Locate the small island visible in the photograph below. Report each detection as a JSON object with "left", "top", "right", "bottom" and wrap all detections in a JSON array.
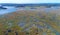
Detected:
[{"left": 0, "top": 5, "right": 7, "bottom": 9}]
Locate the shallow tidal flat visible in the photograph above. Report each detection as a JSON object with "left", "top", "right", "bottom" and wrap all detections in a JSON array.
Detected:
[{"left": 0, "top": 8, "right": 60, "bottom": 35}]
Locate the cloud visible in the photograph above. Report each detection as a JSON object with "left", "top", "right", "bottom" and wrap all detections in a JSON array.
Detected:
[{"left": 0, "top": 0, "right": 60, "bottom": 4}]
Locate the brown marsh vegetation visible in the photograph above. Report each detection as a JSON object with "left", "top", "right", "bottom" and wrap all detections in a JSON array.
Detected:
[{"left": 0, "top": 8, "right": 60, "bottom": 35}]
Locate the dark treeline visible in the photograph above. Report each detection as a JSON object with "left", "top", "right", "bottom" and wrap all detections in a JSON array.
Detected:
[{"left": 0, "top": 3, "right": 60, "bottom": 7}]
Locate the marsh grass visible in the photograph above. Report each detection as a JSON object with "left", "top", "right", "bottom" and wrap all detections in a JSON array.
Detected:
[{"left": 0, "top": 9, "right": 60, "bottom": 35}]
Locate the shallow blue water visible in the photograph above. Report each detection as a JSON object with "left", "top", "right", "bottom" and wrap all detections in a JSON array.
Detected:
[
  {"left": 0, "top": 6, "right": 60, "bottom": 15},
  {"left": 0, "top": 6, "right": 18, "bottom": 15},
  {"left": 45, "top": 7, "right": 60, "bottom": 12}
]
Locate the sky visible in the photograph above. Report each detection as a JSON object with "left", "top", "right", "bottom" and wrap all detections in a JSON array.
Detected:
[{"left": 0, "top": 0, "right": 60, "bottom": 4}]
